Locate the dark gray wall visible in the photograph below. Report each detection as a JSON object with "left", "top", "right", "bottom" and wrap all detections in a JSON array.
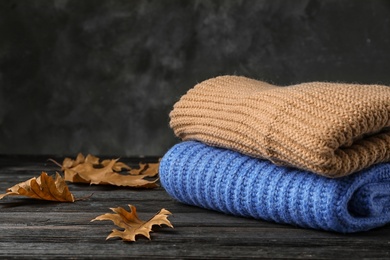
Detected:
[{"left": 1, "top": 0, "right": 390, "bottom": 156}]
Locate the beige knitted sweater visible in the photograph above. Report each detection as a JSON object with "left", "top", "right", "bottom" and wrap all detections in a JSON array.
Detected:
[{"left": 170, "top": 75, "right": 390, "bottom": 177}]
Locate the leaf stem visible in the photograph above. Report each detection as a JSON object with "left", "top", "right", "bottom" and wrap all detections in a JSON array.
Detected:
[
  {"left": 48, "top": 158, "right": 62, "bottom": 168},
  {"left": 75, "top": 193, "right": 94, "bottom": 201}
]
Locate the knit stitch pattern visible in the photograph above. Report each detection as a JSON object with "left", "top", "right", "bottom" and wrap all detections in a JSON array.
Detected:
[
  {"left": 170, "top": 75, "right": 390, "bottom": 177},
  {"left": 159, "top": 141, "right": 390, "bottom": 233}
]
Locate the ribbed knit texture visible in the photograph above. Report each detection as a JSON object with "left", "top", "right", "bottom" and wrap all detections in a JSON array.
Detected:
[
  {"left": 160, "top": 141, "right": 390, "bottom": 233},
  {"left": 170, "top": 75, "right": 390, "bottom": 177}
]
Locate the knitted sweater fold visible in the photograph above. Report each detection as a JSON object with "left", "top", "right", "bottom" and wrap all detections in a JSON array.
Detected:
[
  {"left": 159, "top": 141, "right": 390, "bottom": 233},
  {"left": 169, "top": 75, "right": 390, "bottom": 177}
]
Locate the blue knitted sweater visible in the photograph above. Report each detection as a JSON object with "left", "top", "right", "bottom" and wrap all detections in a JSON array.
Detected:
[{"left": 159, "top": 141, "right": 390, "bottom": 233}]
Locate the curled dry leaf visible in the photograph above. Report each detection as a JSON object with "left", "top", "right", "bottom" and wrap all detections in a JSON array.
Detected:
[
  {"left": 60, "top": 153, "right": 158, "bottom": 188},
  {"left": 91, "top": 204, "right": 173, "bottom": 242},
  {"left": 102, "top": 159, "right": 131, "bottom": 172},
  {"left": 0, "top": 172, "right": 75, "bottom": 202},
  {"left": 129, "top": 162, "right": 160, "bottom": 177}
]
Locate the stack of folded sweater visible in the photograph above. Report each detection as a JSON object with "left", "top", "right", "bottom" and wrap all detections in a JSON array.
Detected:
[{"left": 159, "top": 75, "right": 390, "bottom": 233}]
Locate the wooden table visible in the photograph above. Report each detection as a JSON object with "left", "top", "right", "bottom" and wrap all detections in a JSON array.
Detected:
[{"left": 1, "top": 155, "right": 390, "bottom": 259}]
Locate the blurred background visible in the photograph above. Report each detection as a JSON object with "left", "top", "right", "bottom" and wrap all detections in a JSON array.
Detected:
[{"left": 0, "top": 0, "right": 389, "bottom": 157}]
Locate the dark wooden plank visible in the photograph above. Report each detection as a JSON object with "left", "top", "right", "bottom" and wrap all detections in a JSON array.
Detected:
[{"left": 1, "top": 155, "right": 390, "bottom": 259}]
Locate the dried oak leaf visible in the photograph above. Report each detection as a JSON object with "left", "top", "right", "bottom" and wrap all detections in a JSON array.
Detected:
[
  {"left": 60, "top": 153, "right": 158, "bottom": 188},
  {"left": 0, "top": 172, "right": 74, "bottom": 202},
  {"left": 91, "top": 204, "right": 173, "bottom": 242},
  {"left": 129, "top": 162, "right": 159, "bottom": 177},
  {"left": 62, "top": 153, "right": 129, "bottom": 171}
]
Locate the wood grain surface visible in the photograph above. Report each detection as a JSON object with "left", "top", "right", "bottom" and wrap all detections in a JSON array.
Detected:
[{"left": 0, "top": 155, "right": 389, "bottom": 259}]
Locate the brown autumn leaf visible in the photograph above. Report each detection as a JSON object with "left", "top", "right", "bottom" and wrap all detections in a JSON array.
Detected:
[
  {"left": 102, "top": 159, "right": 131, "bottom": 172},
  {"left": 129, "top": 162, "right": 159, "bottom": 177},
  {"left": 0, "top": 172, "right": 75, "bottom": 202},
  {"left": 91, "top": 204, "right": 173, "bottom": 242},
  {"left": 62, "top": 153, "right": 129, "bottom": 171},
  {"left": 58, "top": 153, "right": 158, "bottom": 188}
]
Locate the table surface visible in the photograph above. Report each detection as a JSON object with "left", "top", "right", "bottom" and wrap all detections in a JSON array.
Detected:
[{"left": 0, "top": 155, "right": 390, "bottom": 259}]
